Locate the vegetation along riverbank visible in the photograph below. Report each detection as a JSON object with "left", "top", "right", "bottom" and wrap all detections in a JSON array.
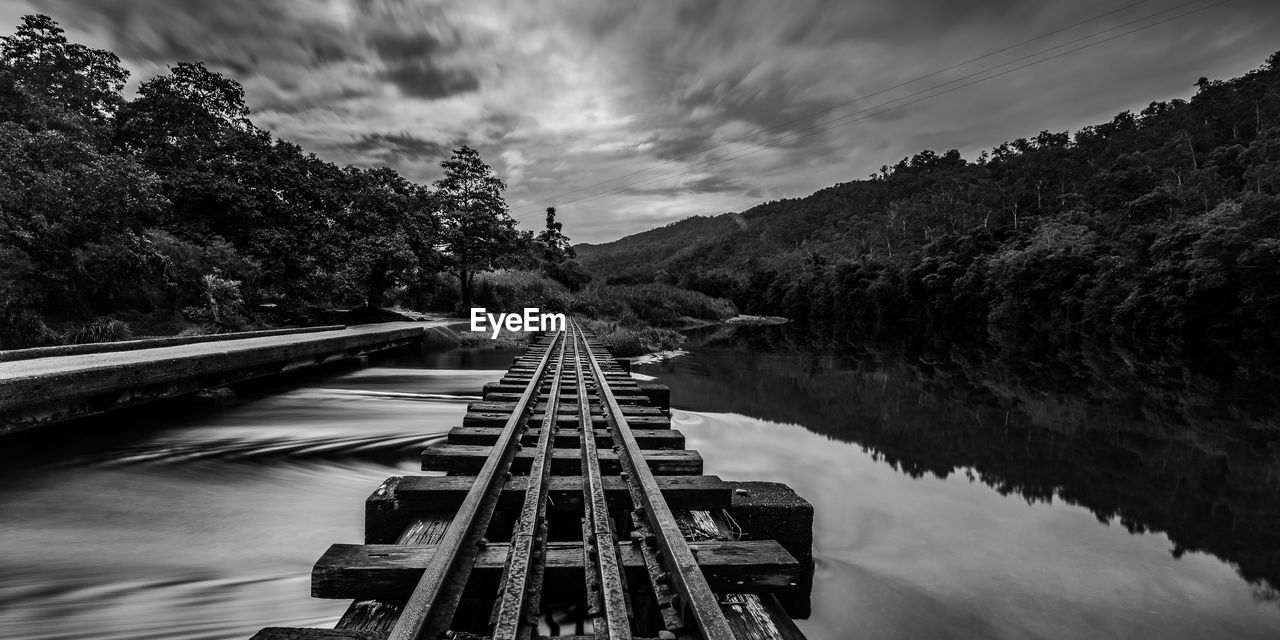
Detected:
[{"left": 0, "top": 15, "right": 734, "bottom": 357}]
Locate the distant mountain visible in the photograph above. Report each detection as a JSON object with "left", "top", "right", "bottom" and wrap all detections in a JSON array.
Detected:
[
  {"left": 576, "top": 179, "right": 888, "bottom": 281},
  {"left": 575, "top": 213, "right": 741, "bottom": 277}
]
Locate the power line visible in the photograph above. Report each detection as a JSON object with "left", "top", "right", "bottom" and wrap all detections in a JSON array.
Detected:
[{"left": 550, "top": 0, "right": 1231, "bottom": 212}]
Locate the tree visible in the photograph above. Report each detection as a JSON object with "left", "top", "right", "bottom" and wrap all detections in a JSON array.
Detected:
[
  {"left": 117, "top": 61, "right": 250, "bottom": 146},
  {"left": 535, "top": 206, "right": 591, "bottom": 290},
  {"left": 0, "top": 14, "right": 128, "bottom": 131},
  {"left": 0, "top": 122, "right": 167, "bottom": 319},
  {"left": 335, "top": 166, "right": 433, "bottom": 308},
  {"left": 536, "top": 207, "right": 575, "bottom": 263},
  {"left": 434, "top": 145, "right": 518, "bottom": 310}
]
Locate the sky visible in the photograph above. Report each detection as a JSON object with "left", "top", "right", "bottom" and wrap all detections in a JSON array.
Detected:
[{"left": 4, "top": 0, "right": 1280, "bottom": 243}]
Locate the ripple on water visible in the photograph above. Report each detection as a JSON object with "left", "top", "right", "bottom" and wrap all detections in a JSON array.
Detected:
[{"left": 1, "top": 363, "right": 508, "bottom": 640}]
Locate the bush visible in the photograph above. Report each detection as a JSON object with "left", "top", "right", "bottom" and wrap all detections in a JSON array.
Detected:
[
  {"left": 471, "top": 270, "right": 574, "bottom": 314},
  {"left": 570, "top": 282, "right": 737, "bottom": 326},
  {"left": 0, "top": 304, "right": 58, "bottom": 349},
  {"left": 577, "top": 317, "right": 684, "bottom": 357},
  {"left": 62, "top": 317, "right": 133, "bottom": 344},
  {"left": 183, "top": 274, "right": 251, "bottom": 332}
]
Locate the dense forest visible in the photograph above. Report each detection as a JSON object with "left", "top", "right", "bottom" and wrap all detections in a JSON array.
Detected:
[
  {"left": 579, "top": 52, "right": 1280, "bottom": 349},
  {"left": 0, "top": 15, "right": 590, "bottom": 349}
]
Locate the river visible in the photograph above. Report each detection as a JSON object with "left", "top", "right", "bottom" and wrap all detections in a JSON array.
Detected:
[{"left": 2, "top": 328, "right": 1278, "bottom": 639}]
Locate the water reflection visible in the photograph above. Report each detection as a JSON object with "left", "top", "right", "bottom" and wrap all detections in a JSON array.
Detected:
[{"left": 638, "top": 325, "right": 1280, "bottom": 640}]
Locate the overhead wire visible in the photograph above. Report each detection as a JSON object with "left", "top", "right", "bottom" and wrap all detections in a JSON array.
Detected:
[
  {"left": 522, "top": 0, "right": 1158, "bottom": 211},
  {"left": 532, "top": 0, "right": 1233, "bottom": 213}
]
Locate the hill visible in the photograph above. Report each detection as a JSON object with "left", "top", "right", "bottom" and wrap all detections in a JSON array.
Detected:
[
  {"left": 575, "top": 51, "right": 1280, "bottom": 347},
  {"left": 575, "top": 213, "right": 743, "bottom": 277}
]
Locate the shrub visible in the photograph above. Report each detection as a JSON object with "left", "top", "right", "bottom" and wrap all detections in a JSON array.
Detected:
[
  {"left": 62, "top": 317, "right": 133, "bottom": 344},
  {"left": 577, "top": 317, "right": 684, "bottom": 357},
  {"left": 183, "top": 274, "right": 251, "bottom": 332},
  {"left": 471, "top": 270, "right": 574, "bottom": 314},
  {"left": 0, "top": 304, "right": 58, "bottom": 349},
  {"left": 570, "top": 282, "right": 737, "bottom": 326}
]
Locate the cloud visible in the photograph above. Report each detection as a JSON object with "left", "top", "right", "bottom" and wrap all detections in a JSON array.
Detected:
[{"left": 15, "top": 0, "right": 1280, "bottom": 242}]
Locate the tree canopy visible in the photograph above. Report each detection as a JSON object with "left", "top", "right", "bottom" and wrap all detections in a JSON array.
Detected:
[
  {"left": 0, "top": 14, "right": 536, "bottom": 348},
  {"left": 434, "top": 145, "right": 520, "bottom": 309}
]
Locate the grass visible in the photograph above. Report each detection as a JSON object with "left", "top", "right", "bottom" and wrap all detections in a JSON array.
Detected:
[
  {"left": 570, "top": 282, "right": 737, "bottom": 327},
  {"left": 576, "top": 317, "right": 685, "bottom": 357},
  {"left": 456, "top": 326, "right": 534, "bottom": 349},
  {"left": 463, "top": 271, "right": 738, "bottom": 356}
]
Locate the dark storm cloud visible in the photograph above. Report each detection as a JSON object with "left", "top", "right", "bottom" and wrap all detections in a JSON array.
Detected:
[
  {"left": 617, "top": 174, "right": 760, "bottom": 198},
  {"left": 361, "top": 4, "right": 481, "bottom": 99},
  {"left": 34, "top": 0, "right": 353, "bottom": 70},
  {"left": 383, "top": 64, "right": 478, "bottom": 99},
  {"left": 34, "top": 0, "right": 483, "bottom": 102},
  {"left": 353, "top": 132, "right": 448, "bottom": 158}
]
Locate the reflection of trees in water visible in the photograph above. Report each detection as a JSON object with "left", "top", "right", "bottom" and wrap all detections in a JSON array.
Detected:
[{"left": 652, "top": 325, "right": 1280, "bottom": 600}]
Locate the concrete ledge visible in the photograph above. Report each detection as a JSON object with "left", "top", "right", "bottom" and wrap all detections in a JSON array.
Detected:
[
  {"left": 0, "top": 325, "right": 347, "bottom": 363},
  {"left": 0, "top": 322, "right": 438, "bottom": 436}
]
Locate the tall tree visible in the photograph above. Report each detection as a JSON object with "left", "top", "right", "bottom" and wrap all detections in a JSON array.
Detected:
[
  {"left": 434, "top": 145, "right": 517, "bottom": 309},
  {"left": 0, "top": 14, "right": 128, "bottom": 135},
  {"left": 335, "top": 166, "right": 436, "bottom": 308},
  {"left": 536, "top": 206, "right": 591, "bottom": 291},
  {"left": 536, "top": 206, "right": 575, "bottom": 263}
]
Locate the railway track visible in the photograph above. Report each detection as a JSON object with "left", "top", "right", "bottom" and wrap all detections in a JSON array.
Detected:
[{"left": 254, "top": 322, "right": 812, "bottom": 640}]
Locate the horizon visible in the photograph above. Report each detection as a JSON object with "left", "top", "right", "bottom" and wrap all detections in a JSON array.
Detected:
[{"left": 7, "top": 0, "right": 1280, "bottom": 243}]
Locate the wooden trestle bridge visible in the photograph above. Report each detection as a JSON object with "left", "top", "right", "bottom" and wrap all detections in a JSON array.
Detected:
[{"left": 253, "top": 322, "right": 813, "bottom": 640}]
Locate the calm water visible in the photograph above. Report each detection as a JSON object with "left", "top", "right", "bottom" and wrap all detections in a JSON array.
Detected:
[{"left": 2, "top": 331, "right": 1279, "bottom": 639}]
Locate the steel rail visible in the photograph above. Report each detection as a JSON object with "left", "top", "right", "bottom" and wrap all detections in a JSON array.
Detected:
[
  {"left": 490, "top": 333, "right": 568, "bottom": 639},
  {"left": 572, "top": 325, "right": 632, "bottom": 639},
  {"left": 388, "top": 333, "right": 562, "bottom": 640},
  {"left": 574, "top": 320, "right": 737, "bottom": 639}
]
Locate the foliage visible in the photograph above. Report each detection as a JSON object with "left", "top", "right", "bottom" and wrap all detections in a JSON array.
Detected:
[
  {"left": 576, "top": 317, "right": 684, "bottom": 357},
  {"left": 580, "top": 51, "right": 1280, "bottom": 348},
  {"left": 435, "top": 145, "right": 520, "bottom": 309},
  {"left": 0, "top": 14, "right": 127, "bottom": 133},
  {"left": 62, "top": 316, "right": 132, "bottom": 344},
  {"left": 535, "top": 206, "right": 592, "bottom": 291},
  {"left": 0, "top": 15, "right": 542, "bottom": 348},
  {"left": 182, "top": 274, "right": 251, "bottom": 333},
  {"left": 570, "top": 283, "right": 737, "bottom": 327},
  {"left": 471, "top": 270, "right": 574, "bottom": 314}
]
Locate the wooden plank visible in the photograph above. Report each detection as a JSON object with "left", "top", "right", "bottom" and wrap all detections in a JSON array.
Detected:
[
  {"left": 490, "top": 334, "right": 567, "bottom": 640},
  {"left": 569, "top": 330, "right": 630, "bottom": 639},
  {"left": 251, "top": 629, "right": 379, "bottom": 640},
  {"left": 313, "top": 540, "right": 801, "bottom": 600},
  {"left": 468, "top": 400, "right": 664, "bottom": 416},
  {"left": 485, "top": 382, "right": 643, "bottom": 395},
  {"left": 721, "top": 593, "right": 809, "bottom": 640},
  {"left": 338, "top": 513, "right": 454, "bottom": 633},
  {"left": 385, "top": 335, "right": 560, "bottom": 640},
  {"left": 464, "top": 411, "right": 670, "bottom": 429},
  {"left": 447, "top": 426, "right": 683, "bottom": 449},
  {"left": 364, "top": 475, "right": 732, "bottom": 543},
  {"left": 577, "top": 320, "right": 735, "bottom": 638},
  {"left": 420, "top": 444, "right": 702, "bottom": 475}
]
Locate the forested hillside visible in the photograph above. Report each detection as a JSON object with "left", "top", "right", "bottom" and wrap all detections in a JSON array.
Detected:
[{"left": 579, "top": 52, "right": 1280, "bottom": 346}]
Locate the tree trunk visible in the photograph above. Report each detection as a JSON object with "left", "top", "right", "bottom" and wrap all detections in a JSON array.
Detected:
[{"left": 459, "top": 268, "right": 472, "bottom": 310}]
